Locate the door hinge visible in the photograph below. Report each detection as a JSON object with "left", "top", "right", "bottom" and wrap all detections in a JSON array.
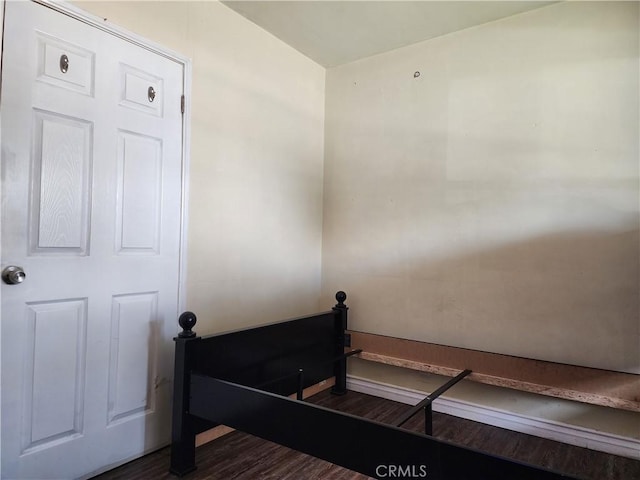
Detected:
[{"left": 180, "top": 95, "right": 185, "bottom": 114}]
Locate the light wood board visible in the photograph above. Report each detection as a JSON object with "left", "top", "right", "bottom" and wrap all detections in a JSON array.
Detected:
[{"left": 350, "top": 331, "right": 640, "bottom": 412}]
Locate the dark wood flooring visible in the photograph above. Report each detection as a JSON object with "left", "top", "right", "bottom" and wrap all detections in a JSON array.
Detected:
[{"left": 94, "top": 390, "right": 640, "bottom": 480}]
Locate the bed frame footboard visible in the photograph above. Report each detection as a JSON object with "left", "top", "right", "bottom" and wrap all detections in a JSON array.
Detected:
[{"left": 170, "top": 292, "right": 350, "bottom": 476}]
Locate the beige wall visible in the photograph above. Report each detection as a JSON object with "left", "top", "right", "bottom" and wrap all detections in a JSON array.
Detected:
[
  {"left": 73, "top": 1, "right": 326, "bottom": 334},
  {"left": 322, "top": 1, "right": 640, "bottom": 374}
]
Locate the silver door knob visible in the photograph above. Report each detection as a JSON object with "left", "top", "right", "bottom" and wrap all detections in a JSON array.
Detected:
[{"left": 2, "top": 266, "right": 26, "bottom": 285}]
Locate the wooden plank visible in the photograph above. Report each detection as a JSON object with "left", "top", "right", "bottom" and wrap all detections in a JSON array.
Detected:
[
  {"left": 195, "top": 425, "right": 234, "bottom": 448},
  {"left": 350, "top": 331, "right": 640, "bottom": 412}
]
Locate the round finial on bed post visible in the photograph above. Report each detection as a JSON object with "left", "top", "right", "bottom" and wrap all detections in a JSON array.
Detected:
[
  {"left": 178, "top": 311, "right": 197, "bottom": 338},
  {"left": 335, "top": 291, "right": 347, "bottom": 308}
]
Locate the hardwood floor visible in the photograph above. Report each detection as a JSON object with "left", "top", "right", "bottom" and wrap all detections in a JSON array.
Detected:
[{"left": 94, "top": 390, "right": 640, "bottom": 480}]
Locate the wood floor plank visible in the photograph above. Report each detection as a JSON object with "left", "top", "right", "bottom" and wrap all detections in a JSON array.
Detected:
[{"left": 93, "top": 390, "right": 640, "bottom": 480}]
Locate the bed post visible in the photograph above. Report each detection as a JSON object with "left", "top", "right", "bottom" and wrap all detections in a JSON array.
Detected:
[
  {"left": 170, "top": 311, "right": 200, "bottom": 476},
  {"left": 332, "top": 291, "right": 349, "bottom": 395}
]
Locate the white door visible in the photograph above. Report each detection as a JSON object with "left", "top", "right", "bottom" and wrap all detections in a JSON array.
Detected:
[{"left": 1, "top": 2, "right": 185, "bottom": 478}]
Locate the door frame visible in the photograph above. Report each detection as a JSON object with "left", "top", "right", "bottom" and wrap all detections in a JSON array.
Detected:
[{"left": 0, "top": 0, "right": 192, "bottom": 315}]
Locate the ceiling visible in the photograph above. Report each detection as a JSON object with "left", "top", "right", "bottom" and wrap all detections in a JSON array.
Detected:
[{"left": 222, "top": 1, "right": 556, "bottom": 68}]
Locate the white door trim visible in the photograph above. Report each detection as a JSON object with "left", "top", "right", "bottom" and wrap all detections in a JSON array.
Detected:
[{"left": 28, "top": 0, "right": 192, "bottom": 314}]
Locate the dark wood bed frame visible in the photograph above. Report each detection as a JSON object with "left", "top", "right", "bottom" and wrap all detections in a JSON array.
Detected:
[{"left": 169, "top": 292, "right": 577, "bottom": 480}]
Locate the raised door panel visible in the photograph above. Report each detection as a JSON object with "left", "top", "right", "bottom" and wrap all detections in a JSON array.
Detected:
[
  {"left": 36, "top": 32, "right": 95, "bottom": 96},
  {"left": 107, "top": 292, "right": 159, "bottom": 425},
  {"left": 119, "top": 63, "right": 163, "bottom": 117},
  {"left": 115, "top": 131, "right": 162, "bottom": 254},
  {"left": 29, "top": 109, "right": 93, "bottom": 255},
  {"left": 22, "top": 299, "right": 87, "bottom": 452}
]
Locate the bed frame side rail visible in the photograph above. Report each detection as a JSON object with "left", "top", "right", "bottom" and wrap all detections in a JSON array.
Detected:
[{"left": 189, "top": 374, "right": 577, "bottom": 480}]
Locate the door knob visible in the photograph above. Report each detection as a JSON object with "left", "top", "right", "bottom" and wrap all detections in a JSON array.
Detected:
[{"left": 2, "top": 266, "right": 26, "bottom": 285}]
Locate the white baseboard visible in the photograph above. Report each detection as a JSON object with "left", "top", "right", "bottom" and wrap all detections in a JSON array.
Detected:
[{"left": 347, "top": 375, "right": 640, "bottom": 460}]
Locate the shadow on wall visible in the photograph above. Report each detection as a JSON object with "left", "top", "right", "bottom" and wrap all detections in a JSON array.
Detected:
[{"left": 322, "top": 226, "right": 640, "bottom": 375}]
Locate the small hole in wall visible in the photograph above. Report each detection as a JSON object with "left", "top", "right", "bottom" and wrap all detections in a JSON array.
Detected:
[{"left": 414, "top": 71, "right": 421, "bottom": 78}]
